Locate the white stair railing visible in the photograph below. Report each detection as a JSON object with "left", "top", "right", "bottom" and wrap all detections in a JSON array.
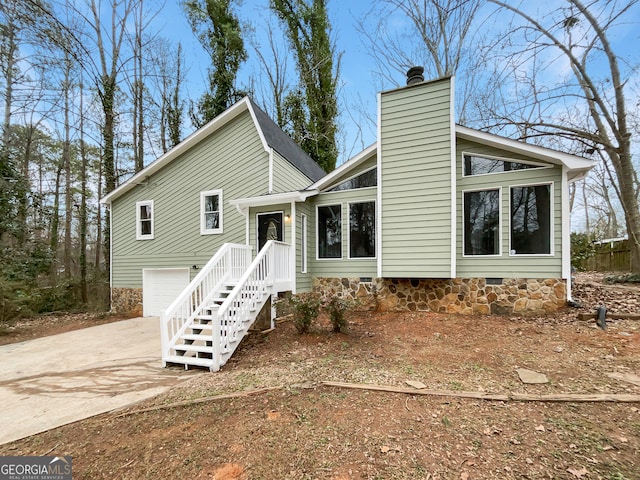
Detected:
[
  {"left": 211, "top": 240, "right": 291, "bottom": 370},
  {"left": 160, "top": 243, "right": 252, "bottom": 364}
]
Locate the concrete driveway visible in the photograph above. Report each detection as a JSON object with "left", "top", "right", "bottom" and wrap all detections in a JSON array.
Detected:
[{"left": 0, "top": 317, "right": 199, "bottom": 445}]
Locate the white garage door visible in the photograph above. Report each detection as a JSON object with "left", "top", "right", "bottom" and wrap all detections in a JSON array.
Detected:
[{"left": 142, "top": 268, "right": 190, "bottom": 317}]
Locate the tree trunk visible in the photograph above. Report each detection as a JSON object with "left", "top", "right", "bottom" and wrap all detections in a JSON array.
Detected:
[{"left": 79, "top": 80, "right": 88, "bottom": 304}]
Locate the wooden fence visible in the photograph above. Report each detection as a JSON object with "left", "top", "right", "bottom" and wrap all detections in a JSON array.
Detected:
[{"left": 586, "top": 239, "right": 631, "bottom": 272}]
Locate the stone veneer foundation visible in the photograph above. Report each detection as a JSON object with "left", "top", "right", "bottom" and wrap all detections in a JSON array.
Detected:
[
  {"left": 313, "top": 277, "right": 566, "bottom": 315},
  {"left": 111, "top": 287, "right": 143, "bottom": 316}
]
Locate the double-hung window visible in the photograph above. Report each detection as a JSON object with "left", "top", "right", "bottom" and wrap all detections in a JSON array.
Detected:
[
  {"left": 317, "top": 205, "right": 342, "bottom": 259},
  {"left": 510, "top": 184, "right": 552, "bottom": 255},
  {"left": 200, "top": 190, "right": 223, "bottom": 235},
  {"left": 136, "top": 200, "right": 154, "bottom": 240},
  {"left": 463, "top": 189, "right": 500, "bottom": 256}
]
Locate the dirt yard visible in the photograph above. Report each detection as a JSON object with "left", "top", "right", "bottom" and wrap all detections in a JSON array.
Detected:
[{"left": 1, "top": 274, "right": 639, "bottom": 479}]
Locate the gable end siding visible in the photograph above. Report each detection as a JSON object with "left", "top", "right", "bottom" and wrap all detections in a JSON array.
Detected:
[
  {"left": 111, "top": 112, "right": 268, "bottom": 287},
  {"left": 380, "top": 78, "right": 454, "bottom": 278},
  {"left": 456, "top": 137, "right": 563, "bottom": 278},
  {"left": 271, "top": 150, "right": 315, "bottom": 193}
]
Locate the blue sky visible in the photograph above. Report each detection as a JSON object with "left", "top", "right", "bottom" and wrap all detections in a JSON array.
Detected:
[{"left": 155, "top": 0, "right": 391, "bottom": 163}]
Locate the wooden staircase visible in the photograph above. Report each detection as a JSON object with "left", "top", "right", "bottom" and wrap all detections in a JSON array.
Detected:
[{"left": 161, "top": 241, "right": 292, "bottom": 371}]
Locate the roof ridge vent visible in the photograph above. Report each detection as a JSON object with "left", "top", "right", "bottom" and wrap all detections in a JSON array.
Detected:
[{"left": 406, "top": 66, "right": 425, "bottom": 85}]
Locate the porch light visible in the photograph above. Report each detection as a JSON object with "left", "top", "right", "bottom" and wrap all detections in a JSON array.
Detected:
[{"left": 285, "top": 214, "right": 291, "bottom": 221}]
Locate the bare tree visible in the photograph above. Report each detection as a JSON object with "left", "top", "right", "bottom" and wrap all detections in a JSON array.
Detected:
[{"left": 488, "top": 0, "right": 640, "bottom": 272}]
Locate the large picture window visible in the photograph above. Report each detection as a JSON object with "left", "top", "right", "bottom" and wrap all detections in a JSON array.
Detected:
[
  {"left": 317, "top": 205, "right": 342, "bottom": 259},
  {"left": 136, "top": 200, "right": 154, "bottom": 240},
  {"left": 200, "top": 190, "right": 223, "bottom": 234},
  {"left": 349, "top": 201, "right": 375, "bottom": 258},
  {"left": 510, "top": 184, "right": 551, "bottom": 255},
  {"left": 463, "top": 189, "right": 500, "bottom": 256}
]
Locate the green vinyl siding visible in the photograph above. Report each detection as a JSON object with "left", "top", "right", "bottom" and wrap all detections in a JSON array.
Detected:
[
  {"left": 271, "top": 150, "right": 315, "bottom": 193},
  {"left": 111, "top": 111, "right": 268, "bottom": 287},
  {"left": 456, "top": 137, "right": 563, "bottom": 278},
  {"left": 308, "top": 189, "right": 377, "bottom": 279},
  {"left": 380, "top": 77, "right": 454, "bottom": 278},
  {"left": 296, "top": 202, "right": 313, "bottom": 292}
]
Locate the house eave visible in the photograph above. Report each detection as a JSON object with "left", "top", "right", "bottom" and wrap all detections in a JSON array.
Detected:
[
  {"left": 230, "top": 190, "right": 319, "bottom": 210},
  {"left": 456, "top": 125, "right": 596, "bottom": 174}
]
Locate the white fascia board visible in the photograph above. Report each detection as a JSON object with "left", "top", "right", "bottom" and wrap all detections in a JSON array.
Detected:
[
  {"left": 308, "top": 143, "right": 377, "bottom": 191},
  {"left": 101, "top": 97, "right": 264, "bottom": 205},
  {"left": 230, "top": 190, "right": 319, "bottom": 210},
  {"left": 455, "top": 125, "right": 595, "bottom": 173}
]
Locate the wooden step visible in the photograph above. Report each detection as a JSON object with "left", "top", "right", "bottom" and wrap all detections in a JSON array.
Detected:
[
  {"left": 174, "top": 344, "right": 213, "bottom": 353},
  {"left": 181, "top": 333, "right": 212, "bottom": 342},
  {"left": 163, "top": 354, "right": 213, "bottom": 368}
]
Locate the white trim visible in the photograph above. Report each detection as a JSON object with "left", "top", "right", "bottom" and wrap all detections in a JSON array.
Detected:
[
  {"left": 268, "top": 147, "right": 274, "bottom": 193},
  {"left": 135, "top": 200, "right": 154, "bottom": 240},
  {"left": 461, "top": 187, "right": 502, "bottom": 258},
  {"left": 231, "top": 190, "right": 318, "bottom": 210},
  {"left": 109, "top": 203, "right": 113, "bottom": 309},
  {"left": 508, "top": 182, "right": 554, "bottom": 257},
  {"left": 256, "top": 210, "right": 284, "bottom": 252},
  {"left": 461, "top": 151, "right": 553, "bottom": 178},
  {"left": 317, "top": 185, "right": 377, "bottom": 197},
  {"left": 301, "top": 213, "right": 308, "bottom": 273},
  {"left": 456, "top": 125, "right": 595, "bottom": 173},
  {"left": 290, "top": 202, "right": 297, "bottom": 294},
  {"left": 376, "top": 92, "right": 383, "bottom": 278},
  {"left": 561, "top": 166, "right": 571, "bottom": 280},
  {"left": 316, "top": 203, "right": 343, "bottom": 260},
  {"left": 347, "top": 199, "right": 377, "bottom": 260},
  {"left": 200, "top": 189, "right": 223, "bottom": 235},
  {"left": 449, "top": 75, "right": 456, "bottom": 278}
]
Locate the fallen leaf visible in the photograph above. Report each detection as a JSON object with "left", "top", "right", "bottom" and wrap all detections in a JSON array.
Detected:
[
  {"left": 535, "top": 425, "right": 546, "bottom": 432},
  {"left": 460, "top": 473, "right": 469, "bottom": 480},
  {"left": 380, "top": 446, "right": 390, "bottom": 453},
  {"left": 567, "top": 467, "right": 588, "bottom": 478}
]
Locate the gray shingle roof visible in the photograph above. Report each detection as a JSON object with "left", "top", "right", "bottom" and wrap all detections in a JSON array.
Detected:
[{"left": 249, "top": 98, "right": 326, "bottom": 182}]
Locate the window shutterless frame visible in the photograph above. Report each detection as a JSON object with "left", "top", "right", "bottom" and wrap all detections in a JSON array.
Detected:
[
  {"left": 136, "top": 200, "right": 154, "bottom": 240},
  {"left": 316, "top": 204, "right": 342, "bottom": 260},
  {"left": 347, "top": 200, "right": 376, "bottom": 259},
  {"left": 461, "top": 187, "right": 502, "bottom": 257},
  {"left": 508, "top": 182, "right": 554, "bottom": 256},
  {"left": 200, "top": 190, "right": 223, "bottom": 235}
]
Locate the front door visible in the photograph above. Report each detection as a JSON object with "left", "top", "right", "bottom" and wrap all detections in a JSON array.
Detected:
[{"left": 257, "top": 212, "right": 284, "bottom": 251}]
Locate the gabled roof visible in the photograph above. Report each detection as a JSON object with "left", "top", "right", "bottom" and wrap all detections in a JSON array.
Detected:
[
  {"left": 101, "top": 97, "right": 325, "bottom": 204},
  {"left": 249, "top": 99, "right": 326, "bottom": 182},
  {"left": 456, "top": 125, "right": 595, "bottom": 181}
]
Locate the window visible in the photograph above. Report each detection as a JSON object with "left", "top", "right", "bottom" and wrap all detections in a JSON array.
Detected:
[
  {"left": 510, "top": 184, "right": 552, "bottom": 255},
  {"left": 463, "top": 154, "right": 545, "bottom": 177},
  {"left": 301, "top": 214, "right": 308, "bottom": 273},
  {"left": 349, "top": 201, "right": 376, "bottom": 258},
  {"left": 328, "top": 168, "right": 377, "bottom": 191},
  {"left": 317, "top": 205, "right": 342, "bottom": 259},
  {"left": 463, "top": 189, "right": 500, "bottom": 255},
  {"left": 200, "top": 190, "right": 223, "bottom": 234},
  {"left": 136, "top": 200, "right": 154, "bottom": 240}
]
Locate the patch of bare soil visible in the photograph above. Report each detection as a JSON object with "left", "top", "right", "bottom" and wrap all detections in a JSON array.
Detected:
[{"left": 1, "top": 274, "right": 639, "bottom": 479}]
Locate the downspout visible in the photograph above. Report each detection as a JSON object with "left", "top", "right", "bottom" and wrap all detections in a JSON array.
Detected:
[
  {"left": 376, "top": 93, "right": 383, "bottom": 279},
  {"left": 561, "top": 166, "right": 573, "bottom": 302},
  {"left": 268, "top": 147, "right": 274, "bottom": 193},
  {"left": 108, "top": 202, "right": 113, "bottom": 311}
]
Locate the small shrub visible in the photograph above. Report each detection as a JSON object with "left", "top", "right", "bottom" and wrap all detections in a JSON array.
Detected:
[
  {"left": 0, "top": 279, "right": 33, "bottom": 324},
  {"left": 289, "top": 293, "right": 320, "bottom": 334},
  {"left": 322, "top": 295, "right": 354, "bottom": 333}
]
